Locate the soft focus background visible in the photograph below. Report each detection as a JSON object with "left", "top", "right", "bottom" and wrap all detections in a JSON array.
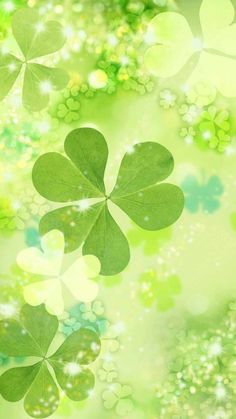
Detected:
[{"left": 0, "top": 1, "right": 236, "bottom": 418}]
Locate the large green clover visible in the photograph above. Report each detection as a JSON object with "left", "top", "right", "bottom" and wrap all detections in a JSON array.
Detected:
[
  {"left": 144, "top": 0, "right": 236, "bottom": 98},
  {"left": 32, "top": 127, "right": 184, "bottom": 275},
  {"left": 0, "top": 304, "right": 100, "bottom": 418},
  {"left": 0, "top": 8, "right": 68, "bottom": 111}
]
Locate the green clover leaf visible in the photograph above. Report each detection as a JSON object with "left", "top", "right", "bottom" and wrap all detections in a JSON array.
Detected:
[
  {"left": 0, "top": 8, "right": 68, "bottom": 111},
  {"left": 144, "top": 0, "right": 236, "bottom": 97},
  {"left": 0, "top": 304, "right": 101, "bottom": 418},
  {"left": 32, "top": 127, "right": 184, "bottom": 275}
]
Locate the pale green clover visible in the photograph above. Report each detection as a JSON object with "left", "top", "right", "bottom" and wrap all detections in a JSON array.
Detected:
[
  {"left": 32, "top": 127, "right": 184, "bottom": 276},
  {"left": 186, "top": 82, "right": 216, "bottom": 107},
  {"left": 98, "top": 361, "right": 118, "bottom": 383},
  {"left": 0, "top": 8, "right": 68, "bottom": 111},
  {"left": 144, "top": 0, "right": 236, "bottom": 97},
  {"left": 102, "top": 383, "right": 134, "bottom": 417},
  {"left": 0, "top": 304, "right": 101, "bottom": 418},
  {"left": 16, "top": 230, "right": 100, "bottom": 316}
]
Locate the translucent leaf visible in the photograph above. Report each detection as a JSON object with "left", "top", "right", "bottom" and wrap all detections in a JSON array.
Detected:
[
  {"left": 50, "top": 362, "right": 95, "bottom": 401},
  {"left": 65, "top": 128, "right": 108, "bottom": 194},
  {"left": 50, "top": 328, "right": 101, "bottom": 365},
  {"left": 113, "top": 184, "right": 184, "bottom": 230},
  {"left": 24, "top": 363, "right": 60, "bottom": 418},
  {"left": 188, "top": 51, "right": 236, "bottom": 98},
  {"left": 17, "top": 230, "right": 64, "bottom": 276},
  {"left": 62, "top": 256, "right": 100, "bottom": 303},
  {"left": 83, "top": 204, "right": 130, "bottom": 275},
  {"left": 23, "top": 279, "right": 64, "bottom": 316},
  {"left": 200, "top": 0, "right": 236, "bottom": 55},
  {"left": 12, "top": 8, "right": 66, "bottom": 60},
  {"left": 144, "top": 12, "right": 193, "bottom": 77},
  {"left": 32, "top": 153, "right": 100, "bottom": 202},
  {"left": 0, "top": 53, "right": 22, "bottom": 100},
  {"left": 0, "top": 363, "right": 41, "bottom": 402},
  {"left": 111, "top": 142, "right": 174, "bottom": 198},
  {"left": 39, "top": 203, "right": 104, "bottom": 253},
  {"left": 23, "top": 64, "right": 68, "bottom": 111}
]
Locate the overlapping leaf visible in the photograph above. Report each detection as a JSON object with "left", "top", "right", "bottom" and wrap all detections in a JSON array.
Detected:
[
  {"left": 0, "top": 8, "right": 68, "bottom": 111},
  {"left": 32, "top": 127, "right": 184, "bottom": 275},
  {"left": 17, "top": 230, "right": 101, "bottom": 316},
  {"left": 144, "top": 0, "right": 236, "bottom": 98},
  {"left": 0, "top": 304, "right": 101, "bottom": 418}
]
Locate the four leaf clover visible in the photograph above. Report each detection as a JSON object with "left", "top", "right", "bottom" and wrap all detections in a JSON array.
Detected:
[
  {"left": 32, "top": 127, "right": 184, "bottom": 275},
  {"left": 0, "top": 304, "right": 101, "bottom": 418},
  {"left": 127, "top": 223, "right": 172, "bottom": 255},
  {"left": 181, "top": 175, "right": 224, "bottom": 214},
  {"left": 0, "top": 8, "right": 68, "bottom": 111},
  {"left": 138, "top": 269, "right": 181, "bottom": 311},
  {"left": 144, "top": 0, "right": 236, "bottom": 97},
  {"left": 16, "top": 230, "right": 101, "bottom": 316}
]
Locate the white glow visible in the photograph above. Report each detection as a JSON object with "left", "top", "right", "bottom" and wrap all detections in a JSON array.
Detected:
[
  {"left": 78, "top": 199, "right": 91, "bottom": 212},
  {"left": 203, "top": 131, "right": 211, "bottom": 140},
  {"left": 0, "top": 303, "right": 17, "bottom": 317},
  {"left": 107, "top": 34, "right": 118, "bottom": 46},
  {"left": 113, "top": 321, "right": 126, "bottom": 335},
  {"left": 40, "top": 80, "right": 53, "bottom": 94},
  {"left": 215, "top": 386, "right": 226, "bottom": 399},
  {"left": 185, "top": 135, "right": 193, "bottom": 145},
  {"left": 192, "top": 37, "right": 204, "bottom": 52},
  {"left": 120, "top": 56, "right": 129, "bottom": 66},
  {"left": 88, "top": 70, "right": 108, "bottom": 89},
  {"left": 37, "top": 120, "right": 50, "bottom": 134},
  {"left": 8, "top": 63, "right": 17, "bottom": 73},
  {"left": 4, "top": 1, "right": 15, "bottom": 12},
  {"left": 12, "top": 200, "right": 21, "bottom": 210},
  {"left": 125, "top": 144, "right": 135, "bottom": 154},
  {"left": 144, "top": 28, "right": 157, "bottom": 45},
  {"left": 35, "top": 22, "right": 45, "bottom": 33},
  {"left": 209, "top": 342, "right": 222, "bottom": 356},
  {"left": 63, "top": 25, "right": 73, "bottom": 37},
  {"left": 64, "top": 362, "right": 81, "bottom": 376}
]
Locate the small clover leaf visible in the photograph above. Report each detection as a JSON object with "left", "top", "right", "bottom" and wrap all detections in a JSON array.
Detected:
[
  {"left": 16, "top": 230, "right": 101, "bottom": 316},
  {"left": 144, "top": 0, "right": 236, "bottom": 97},
  {"left": 0, "top": 304, "right": 101, "bottom": 418},
  {"left": 60, "top": 301, "right": 108, "bottom": 337},
  {"left": 98, "top": 361, "right": 118, "bottom": 383},
  {"left": 0, "top": 8, "right": 68, "bottom": 111},
  {"left": 32, "top": 127, "right": 184, "bottom": 276}
]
